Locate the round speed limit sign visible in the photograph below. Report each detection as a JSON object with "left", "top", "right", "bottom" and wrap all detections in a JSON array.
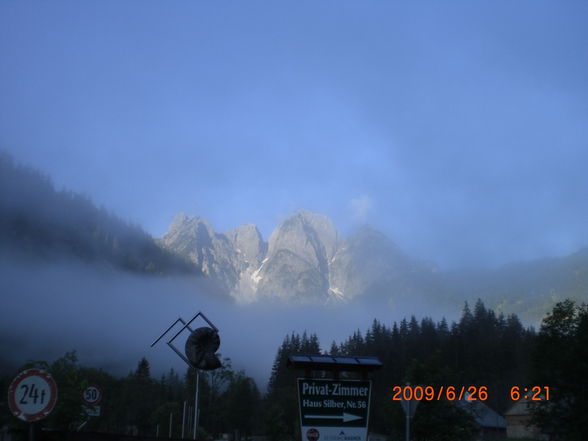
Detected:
[
  {"left": 7, "top": 368, "right": 58, "bottom": 422},
  {"left": 82, "top": 385, "right": 102, "bottom": 406}
]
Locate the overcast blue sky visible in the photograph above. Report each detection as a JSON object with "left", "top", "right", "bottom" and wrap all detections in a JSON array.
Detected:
[{"left": 1, "top": 1, "right": 587, "bottom": 269}]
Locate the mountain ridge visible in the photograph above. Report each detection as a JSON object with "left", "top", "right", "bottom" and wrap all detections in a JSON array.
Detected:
[
  {"left": 160, "top": 210, "right": 588, "bottom": 321},
  {"left": 160, "top": 209, "right": 439, "bottom": 304},
  {"left": 3, "top": 152, "right": 587, "bottom": 321}
]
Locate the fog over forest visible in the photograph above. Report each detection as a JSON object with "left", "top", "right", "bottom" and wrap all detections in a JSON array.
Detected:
[
  {"left": 1, "top": 2, "right": 588, "bottom": 439},
  {"left": 1, "top": 256, "right": 462, "bottom": 388},
  {"left": 0, "top": 151, "right": 582, "bottom": 389}
]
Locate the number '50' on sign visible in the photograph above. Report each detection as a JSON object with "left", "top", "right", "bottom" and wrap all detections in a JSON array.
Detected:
[{"left": 83, "top": 385, "right": 102, "bottom": 405}]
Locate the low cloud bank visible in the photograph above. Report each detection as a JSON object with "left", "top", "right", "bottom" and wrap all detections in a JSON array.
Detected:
[{"left": 0, "top": 258, "right": 461, "bottom": 389}]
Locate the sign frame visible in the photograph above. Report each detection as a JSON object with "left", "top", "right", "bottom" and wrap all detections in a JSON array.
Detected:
[{"left": 7, "top": 368, "right": 58, "bottom": 422}]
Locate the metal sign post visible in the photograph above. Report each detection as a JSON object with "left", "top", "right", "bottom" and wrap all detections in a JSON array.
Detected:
[
  {"left": 404, "top": 404, "right": 409, "bottom": 441},
  {"left": 193, "top": 370, "right": 200, "bottom": 439},
  {"left": 151, "top": 311, "right": 221, "bottom": 440},
  {"left": 400, "top": 384, "right": 420, "bottom": 441},
  {"left": 181, "top": 400, "right": 187, "bottom": 438}
]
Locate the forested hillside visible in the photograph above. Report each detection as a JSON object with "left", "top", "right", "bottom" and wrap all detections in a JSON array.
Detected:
[
  {"left": 1, "top": 300, "right": 586, "bottom": 440},
  {"left": 266, "top": 300, "right": 534, "bottom": 441},
  {"left": 440, "top": 249, "right": 588, "bottom": 322},
  {"left": 0, "top": 153, "right": 194, "bottom": 275},
  {"left": 264, "top": 301, "right": 587, "bottom": 441}
]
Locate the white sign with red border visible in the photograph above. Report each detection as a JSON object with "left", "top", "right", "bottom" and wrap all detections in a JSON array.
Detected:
[
  {"left": 82, "top": 385, "right": 102, "bottom": 406},
  {"left": 7, "top": 368, "right": 58, "bottom": 422}
]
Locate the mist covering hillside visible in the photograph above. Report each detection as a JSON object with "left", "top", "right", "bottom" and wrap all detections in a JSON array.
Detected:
[
  {"left": 0, "top": 153, "right": 195, "bottom": 275},
  {"left": 2, "top": 151, "right": 588, "bottom": 326},
  {"left": 0, "top": 153, "right": 585, "bottom": 407}
]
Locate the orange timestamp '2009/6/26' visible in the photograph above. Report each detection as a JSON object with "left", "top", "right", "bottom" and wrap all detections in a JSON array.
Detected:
[
  {"left": 391, "top": 385, "right": 552, "bottom": 402},
  {"left": 391, "top": 385, "right": 489, "bottom": 401}
]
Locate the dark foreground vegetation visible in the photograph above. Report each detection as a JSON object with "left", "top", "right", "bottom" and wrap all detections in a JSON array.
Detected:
[
  {"left": 273, "top": 300, "right": 588, "bottom": 441},
  {"left": 1, "top": 299, "right": 587, "bottom": 441}
]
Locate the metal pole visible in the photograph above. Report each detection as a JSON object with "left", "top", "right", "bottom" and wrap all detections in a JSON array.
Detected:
[
  {"left": 188, "top": 405, "right": 192, "bottom": 435},
  {"left": 405, "top": 404, "right": 410, "bottom": 441},
  {"left": 182, "top": 400, "right": 187, "bottom": 439},
  {"left": 152, "top": 312, "right": 220, "bottom": 440},
  {"left": 169, "top": 412, "right": 173, "bottom": 438},
  {"left": 193, "top": 369, "right": 199, "bottom": 440},
  {"left": 157, "top": 424, "right": 160, "bottom": 438},
  {"left": 405, "top": 382, "right": 410, "bottom": 441}
]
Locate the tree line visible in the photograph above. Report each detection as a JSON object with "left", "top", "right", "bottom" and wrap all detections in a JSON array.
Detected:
[
  {"left": 0, "top": 352, "right": 262, "bottom": 440},
  {"left": 1, "top": 299, "right": 586, "bottom": 440},
  {"left": 0, "top": 152, "right": 195, "bottom": 275},
  {"left": 265, "top": 299, "right": 588, "bottom": 441}
]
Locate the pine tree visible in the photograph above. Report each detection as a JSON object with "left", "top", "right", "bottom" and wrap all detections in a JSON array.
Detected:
[
  {"left": 531, "top": 300, "right": 588, "bottom": 440},
  {"left": 265, "top": 333, "right": 321, "bottom": 441}
]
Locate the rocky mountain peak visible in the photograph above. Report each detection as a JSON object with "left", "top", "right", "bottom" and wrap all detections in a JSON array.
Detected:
[
  {"left": 252, "top": 210, "right": 340, "bottom": 302},
  {"left": 161, "top": 213, "right": 240, "bottom": 293},
  {"left": 161, "top": 213, "right": 215, "bottom": 259},
  {"left": 160, "top": 210, "right": 433, "bottom": 304},
  {"left": 225, "top": 223, "right": 267, "bottom": 268},
  {"left": 266, "top": 210, "right": 337, "bottom": 270}
]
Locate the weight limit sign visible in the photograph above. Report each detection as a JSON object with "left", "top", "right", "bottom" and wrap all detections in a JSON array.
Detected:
[{"left": 7, "top": 368, "right": 58, "bottom": 422}]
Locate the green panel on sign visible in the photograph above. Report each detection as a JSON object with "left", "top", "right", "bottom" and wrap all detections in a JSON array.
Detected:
[{"left": 297, "top": 379, "right": 371, "bottom": 428}]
